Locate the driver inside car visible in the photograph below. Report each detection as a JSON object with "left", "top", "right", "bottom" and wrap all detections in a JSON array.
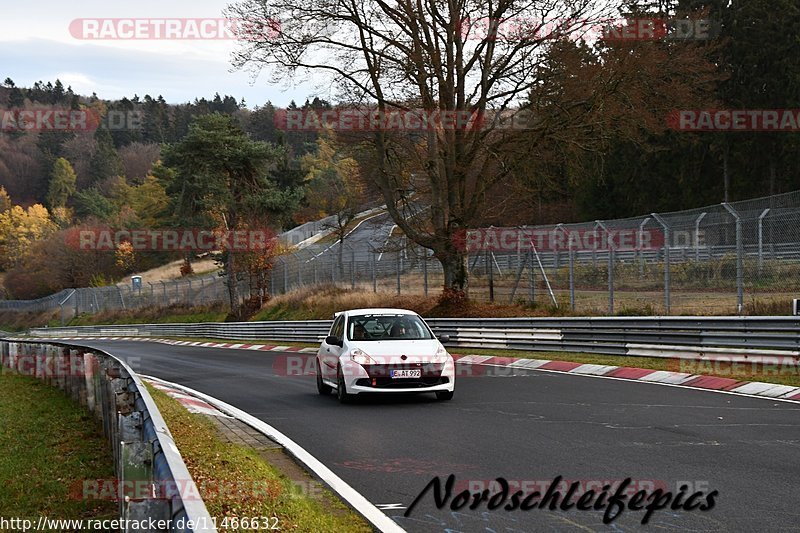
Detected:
[
  {"left": 352, "top": 323, "right": 368, "bottom": 340},
  {"left": 390, "top": 321, "right": 410, "bottom": 338}
]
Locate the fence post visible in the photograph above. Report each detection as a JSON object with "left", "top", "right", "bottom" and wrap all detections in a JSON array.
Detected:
[
  {"left": 638, "top": 217, "right": 650, "bottom": 278},
  {"left": 270, "top": 268, "right": 275, "bottom": 296},
  {"left": 651, "top": 213, "right": 671, "bottom": 315},
  {"left": 694, "top": 212, "right": 707, "bottom": 262},
  {"left": 597, "top": 220, "right": 614, "bottom": 314},
  {"left": 528, "top": 253, "right": 534, "bottom": 304},
  {"left": 487, "top": 250, "right": 495, "bottom": 302},
  {"left": 351, "top": 249, "right": 356, "bottom": 289},
  {"left": 569, "top": 243, "right": 575, "bottom": 311},
  {"left": 396, "top": 251, "right": 401, "bottom": 295},
  {"left": 722, "top": 202, "right": 744, "bottom": 313},
  {"left": 283, "top": 258, "right": 289, "bottom": 294},
  {"left": 372, "top": 253, "right": 377, "bottom": 293},
  {"left": 758, "top": 208, "right": 770, "bottom": 277},
  {"left": 423, "top": 248, "right": 428, "bottom": 296}
]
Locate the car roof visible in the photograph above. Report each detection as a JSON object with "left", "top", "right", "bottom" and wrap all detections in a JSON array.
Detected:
[{"left": 334, "top": 308, "right": 419, "bottom": 318}]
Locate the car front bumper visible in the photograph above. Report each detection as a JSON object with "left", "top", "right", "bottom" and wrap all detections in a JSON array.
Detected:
[{"left": 341, "top": 359, "right": 455, "bottom": 394}]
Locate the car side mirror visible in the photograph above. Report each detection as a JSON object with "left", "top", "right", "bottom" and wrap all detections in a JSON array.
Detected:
[
  {"left": 438, "top": 334, "right": 450, "bottom": 343},
  {"left": 326, "top": 335, "right": 343, "bottom": 347}
]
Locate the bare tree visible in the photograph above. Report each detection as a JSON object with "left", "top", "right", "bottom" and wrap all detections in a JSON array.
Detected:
[{"left": 227, "top": 0, "right": 615, "bottom": 295}]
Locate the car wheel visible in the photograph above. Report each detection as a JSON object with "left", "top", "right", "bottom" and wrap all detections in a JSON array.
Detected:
[
  {"left": 337, "top": 365, "right": 352, "bottom": 404},
  {"left": 436, "top": 390, "right": 454, "bottom": 401},
  {"left": 316, "top": 358, "right": 332, "bottom": 395}
]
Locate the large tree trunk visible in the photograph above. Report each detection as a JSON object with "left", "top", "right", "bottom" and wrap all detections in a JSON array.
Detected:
[
  {"left": 437, "top": 247, "right": 468, "bottom": 294},
  {"left": 227, "top": 211, "right": 241, "bottom": 319}
]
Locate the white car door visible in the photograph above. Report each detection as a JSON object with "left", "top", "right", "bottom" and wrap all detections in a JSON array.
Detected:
[{"left": 320, "top": 314, "right": 345, "bottom": 380}]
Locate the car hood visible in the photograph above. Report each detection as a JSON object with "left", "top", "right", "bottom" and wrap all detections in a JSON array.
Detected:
[{"left": 348, "top": 339, "right": 447, "bottom": 363}]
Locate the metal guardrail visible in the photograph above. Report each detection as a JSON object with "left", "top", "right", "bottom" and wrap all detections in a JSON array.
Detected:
[
  {"left": 0, "top": 340, "right": 217, "bottom": 533},
  {"left": 26, "top": 316, "right": 800, "bottom": 358}
]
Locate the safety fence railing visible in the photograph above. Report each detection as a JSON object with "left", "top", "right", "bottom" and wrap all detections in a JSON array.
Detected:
[
  {"left": 268, "top": 190, "right": 800, "bottom": 315},
  {"left": 25, "top": 316, "right": 800, "bottom": 359},
  {"left": 0, "top": 339, "right": 217, "bottom": 533}
]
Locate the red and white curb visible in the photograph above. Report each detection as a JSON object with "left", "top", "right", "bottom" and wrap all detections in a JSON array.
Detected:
[
  {"left": 12, "top": 336, "right": 319, "bottom": 353},
  {"left": 10, "top": 336, "right": 800, "bottom": 404},
  {"left": 146, "top": 380, "right": 232, "bottom": 418},
  {"left": 142, "top": 374, "right": 405, "bottom": 533}
]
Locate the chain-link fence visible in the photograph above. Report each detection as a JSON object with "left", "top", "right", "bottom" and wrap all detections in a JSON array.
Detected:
[
  {"left": 0, "top": 273, "right": 252, "bottom": 324},
  {"left": 2, "top": 191, "right": 799, "bottom": 319},
  {"left": 267, "top": 190, "right": 800, "bottom": 315}
]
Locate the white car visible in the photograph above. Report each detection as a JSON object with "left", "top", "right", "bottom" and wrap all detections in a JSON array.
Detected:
[{"left": 315, "top": 308, "right": 455, "bottom": 403}]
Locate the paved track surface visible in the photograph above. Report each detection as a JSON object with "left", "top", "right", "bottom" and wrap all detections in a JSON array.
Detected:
[{"left": 83, "top": 340, "right": 800, "bottom": 532}]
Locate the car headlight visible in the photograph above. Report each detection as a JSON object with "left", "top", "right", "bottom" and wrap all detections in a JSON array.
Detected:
[
  {"left": 350, "top": 348, "right": 377, "bottom": 365},
  {"left": 435, "top": 345, "right": 449, "bottom": 363}
]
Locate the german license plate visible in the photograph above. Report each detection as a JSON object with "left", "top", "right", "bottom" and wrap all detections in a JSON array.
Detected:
[{"left": 391, "top": 369, "right": 421, "bottom": 379}]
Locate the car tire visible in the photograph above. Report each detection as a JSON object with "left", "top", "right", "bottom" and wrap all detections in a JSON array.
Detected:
[
  {"left": 337, "top": 365, "right": 353, "bottom": 404},
  {"left": 316, "top": 358, "right": 332, "bottom": 395},
  {"left": 436, "top": 390, "right": 454, "bottom": 401}
]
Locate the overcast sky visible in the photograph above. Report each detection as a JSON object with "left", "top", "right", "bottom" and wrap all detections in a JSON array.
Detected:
[{"left": 0, "top": 0, "right": 316, "bottom": 107}]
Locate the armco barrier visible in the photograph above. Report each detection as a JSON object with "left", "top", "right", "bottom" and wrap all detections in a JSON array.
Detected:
[
  {"left": 0, "top": 340, "right": 217, "bottom": 533},
  {"left": 24, "top": 316, "right": 800, "bottom": 359}
]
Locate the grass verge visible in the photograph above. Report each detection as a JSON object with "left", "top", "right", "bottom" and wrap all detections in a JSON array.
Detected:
[
  {"left": 0, "top": 372, "right": 116, "bottom": 520},
  {"left": 146, "top": 384, "right": 371, "bottom": 532}
]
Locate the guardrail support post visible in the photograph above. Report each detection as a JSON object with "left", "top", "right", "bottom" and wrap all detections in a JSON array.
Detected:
[
  {"left": 651, "top": 214, "right": 670, "bottom": 315},
  {"left": 722, "top": 202, "right": 744, "bottom": 313}
]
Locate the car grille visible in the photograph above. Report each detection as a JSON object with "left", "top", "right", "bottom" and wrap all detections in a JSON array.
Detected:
[
  {"left": 361, "top": 363, "right": 445, "bottom": 378},
  {"left": 355, "top": 376, "right": 450, "bottom": 389}
]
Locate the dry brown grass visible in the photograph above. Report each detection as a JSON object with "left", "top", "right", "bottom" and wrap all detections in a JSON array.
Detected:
[
  {"left": 251, "top": 284, "right": 562, "bottom": 320},
  {"left": 0, "top": 308, "right": 61, "bottom": 331},
  {"left": 121, "top": 258, "right": 220, "bottom": 286}
]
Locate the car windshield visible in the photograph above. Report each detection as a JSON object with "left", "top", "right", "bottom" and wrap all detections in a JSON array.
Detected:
[{"left": 347, "top": 314, "right": 434, "bottom": 341}]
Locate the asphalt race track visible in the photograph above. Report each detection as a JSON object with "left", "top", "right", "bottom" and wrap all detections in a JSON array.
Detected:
[{"left": 81, "top": 340, "right": 800, "bottom": 532}]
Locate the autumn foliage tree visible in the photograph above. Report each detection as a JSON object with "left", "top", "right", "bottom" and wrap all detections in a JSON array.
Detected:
[
  {"left": 301, "top": 133, "right": 365, "bottom": 273},
  {"left": 46, "top": 157, "right": 78, "bottom": 209}
]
